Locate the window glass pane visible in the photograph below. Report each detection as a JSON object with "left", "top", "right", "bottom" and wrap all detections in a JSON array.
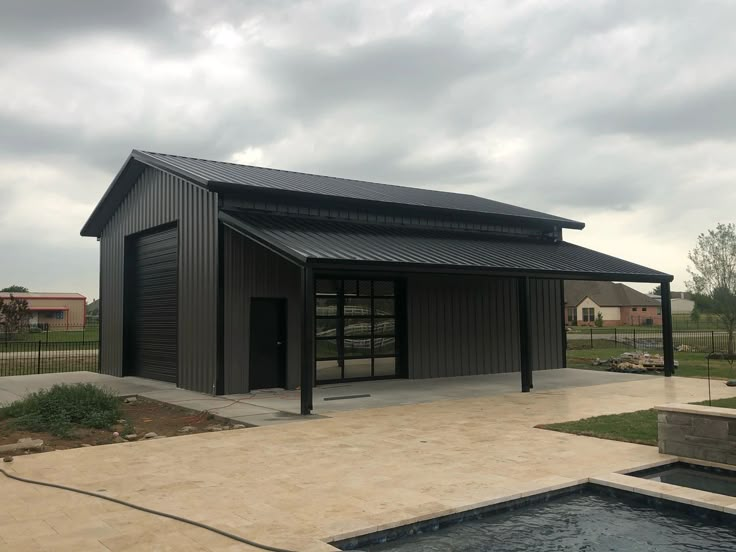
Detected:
[
  {"left": 373, "top": 337, "right": 395, "bottom": 356},
  {"left": 373, "top": 318, "right": 395, "bottom": 336},
  {"left": 316, "top": 360, "right": 341, "bottom": 381},
  {"left": 344, "top": 337, "right": 372, "bottom": 357},
  {"left": 344, "top": 297, "right": 371, "bottom": 316},
  {"left": 373, "top": 281, "right": 394, "bottom": 297},
  {"left": 316, "top": 297, "right": 338, "bottom": 317},
  {"left": 344, "top": 318, "right": 372, "bottom": 336},
  {"left": 373, "top": 357, "right": 396, "bottom": 377},
  {"left": 315, "top": 339, "right": 338, "bottom": 359},
  {"left": 358, "top": 280, "right": 372, "bottom": 297},
  {"left": 316, "top": 279, "right": 339, "bottom": 295},
  {"left": 344, "top": 358, "right": 372, "bottom": 378},
  {"left": 343, "top": 279, "right": 357, "bottom": 296},
  {"left": 374, "top": 298, "right": 394, "bottom": 317},
  {"left": 315, "top": 319, "right": 338, "bottom": 338}
]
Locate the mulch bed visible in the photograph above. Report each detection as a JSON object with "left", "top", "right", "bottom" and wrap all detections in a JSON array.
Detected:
[{"left": 0, "top": 397, "right": 241, "bottom": 457}]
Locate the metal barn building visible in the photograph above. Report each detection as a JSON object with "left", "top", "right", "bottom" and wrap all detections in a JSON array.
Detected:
[{"left": 81, "top": 150, "right": 676, "bottom": 414}]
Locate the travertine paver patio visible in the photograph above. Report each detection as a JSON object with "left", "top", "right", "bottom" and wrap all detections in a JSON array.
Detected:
[{"left": 1, "top": 374, "right": 735, "bottom": 551}]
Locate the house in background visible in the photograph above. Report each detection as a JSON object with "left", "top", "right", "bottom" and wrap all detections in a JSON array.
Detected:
[
  {"left": 0, "top": 292, "right": 87, "bottom": 329},
  {"left": 648, "top": 291, "right": 695, "bottom": 316},
  {"left": 564, "top": 281, "right": 662, "bottom": 326},
  {"left": 81, "top": 150, "right": 675, "bottom": 413}
]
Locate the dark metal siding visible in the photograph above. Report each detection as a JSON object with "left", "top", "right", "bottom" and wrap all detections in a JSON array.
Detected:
[
  {"left": 222, "top": 227, "right": 302, "bottom": 394},
  {"left": 406, "top": 275, "right": 562, "bottom": 379},
  {"left": 99, "top": 167, "right": 218, "bottom": 393},
  {"left": 529, "top": 279, "right": 564, "bottom": 371}
]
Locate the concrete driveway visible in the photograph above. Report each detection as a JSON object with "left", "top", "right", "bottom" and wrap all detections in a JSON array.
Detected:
[{"left": 1, "top": 372, "right": 735, "bottom": 551}]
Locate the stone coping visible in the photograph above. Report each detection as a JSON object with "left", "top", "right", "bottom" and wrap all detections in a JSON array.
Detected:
[
  {"left": 655, "top": 402, "right": 736, "bottom": 419},
  {"left": 328, "top": 459, "right": 736, "bottom": 545}
]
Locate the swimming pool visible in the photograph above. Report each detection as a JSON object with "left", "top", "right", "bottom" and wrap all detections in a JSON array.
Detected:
[
  {"left": 633, "top": 462, "right": 736, "bottom": 498},
  {"left": 338, "top": 485, "right": 736, "bottom": 551}
]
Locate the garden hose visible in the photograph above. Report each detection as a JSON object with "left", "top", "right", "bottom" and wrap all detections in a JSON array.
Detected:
[{"left": 0, "top": 467, "right": 298, "bottom": 552}]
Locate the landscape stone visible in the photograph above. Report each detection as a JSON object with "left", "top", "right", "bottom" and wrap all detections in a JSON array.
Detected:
[
  {"left": 178, "top": 426, "right": 197, "bottom": 433},
  {"left": 124, "top": 397, "right": 137, "bottom": 404},
  {"left": 124, "top": 434, "right": 138, "bottom": 440},
  {"left": 2, "top": 456, "right": 12, "bottom": 462},
  {"left": 143, "top": 432, "right": 157, "bottom": 439},
  {"left": 231, "top": 424, "right": 246, "bottom": 429}
]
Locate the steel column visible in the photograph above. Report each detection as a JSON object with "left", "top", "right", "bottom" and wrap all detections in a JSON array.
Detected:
[
  {"left": 518, "top": 276, "right": 533, "bottom": 392},
  {"left": 300, "top": 266, "right": 314, "bottom": 414},
  {"left": 661, "top": 281, "right": 674, "bottom": 377}
]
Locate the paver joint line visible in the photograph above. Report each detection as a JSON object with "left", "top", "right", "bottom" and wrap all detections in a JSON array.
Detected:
[{"left": 0, "top": 468, "right": 297, "bottom": 552}]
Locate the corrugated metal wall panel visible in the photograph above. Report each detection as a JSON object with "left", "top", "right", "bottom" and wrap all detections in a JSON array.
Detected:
[
  {"left": 222, "top": 227, "right": 302, "bottom": 394},
  {"left": 406, "top": 275, "right": 562, "bottom": 379},
  {"left": 99, "top": 168, "right": 219, "bottom": 393},
  {"left": 406, "top": 275, "right": 520, "bottom": 378},
  {"left": 529, "top": 278, "right": 564, "bottom": 370}
]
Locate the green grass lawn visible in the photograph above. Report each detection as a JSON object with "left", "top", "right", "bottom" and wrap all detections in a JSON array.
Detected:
[
  {"left": 567, "top": 346, "right": 736, "bottom": 380},
  {"left": 539, "top": 397, "right": 736, "bottom": 446}
]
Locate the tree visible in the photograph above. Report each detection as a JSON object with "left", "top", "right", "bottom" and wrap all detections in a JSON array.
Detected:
[
  {"left": 650, "top": 284, "right": 661, "bottom": 296},
  {"left": 687, "top": 223, "right": 736, "bottom": 355},
  {"left": 0, "top": 295, "right": 31, "bottom": 339},
  {"left": 1, "top": 285, "right": 29, "bottom": 293},
  {"left": 595, "top": 312, "right": 604, "bottom": 328}
]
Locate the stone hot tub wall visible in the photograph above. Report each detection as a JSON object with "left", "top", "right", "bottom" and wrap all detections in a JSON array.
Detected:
[{"left": 657, "top": 403, "right": 736, "bottom": 465}]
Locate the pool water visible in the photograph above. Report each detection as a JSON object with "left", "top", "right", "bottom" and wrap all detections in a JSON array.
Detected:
[
  {"left": 358, "top": 489, "right": 736, "bottom": 551},
  {"left": 637, "top": 463, "right": 736, "bottom": 498}
]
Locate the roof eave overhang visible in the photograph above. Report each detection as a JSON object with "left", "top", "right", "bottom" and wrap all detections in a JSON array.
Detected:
[{"left": 304, "top": 258, "right": 673, "bottom": 283}]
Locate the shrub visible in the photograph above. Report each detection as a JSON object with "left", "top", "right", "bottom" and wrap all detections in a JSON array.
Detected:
[
  {"left": 0, "top": 383, "right": 121, "bottom": 437},
  {"left": 595, "top": 312, "right": 604, "bottom": 328}
]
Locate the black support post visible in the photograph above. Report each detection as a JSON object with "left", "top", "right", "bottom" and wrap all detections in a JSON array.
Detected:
[
  {"left": 300, "top": 266, "right": 314, "bottom": 414},
  {"left": 661, "top": 281, "right": 674, "bottom": 377},
  {"left": 518, "top": 276, "right": 533, "bottom": 392}
]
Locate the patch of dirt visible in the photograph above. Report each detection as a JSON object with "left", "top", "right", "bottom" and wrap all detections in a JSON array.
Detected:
[{"left": 0, "top": 397, "right": 244, "bottom": 457}]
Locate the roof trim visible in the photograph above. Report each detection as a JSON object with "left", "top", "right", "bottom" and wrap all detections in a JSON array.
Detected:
[
  {"left": 81, "top": 149, "right": 586, "bottom": 237},
  {"left": 219, "top": 211, "right": 307, "bottom": 266},
  {"left": 306, "top": 258, "right": 673, "bottom": 283}
]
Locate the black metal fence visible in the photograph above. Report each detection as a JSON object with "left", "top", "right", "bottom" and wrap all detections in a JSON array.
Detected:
[
  {"left": 567, "top": 328, "right": 732, "bottom": 353},
  {"left": 0, "top": 326, "right": 99, "bottom": 377}
]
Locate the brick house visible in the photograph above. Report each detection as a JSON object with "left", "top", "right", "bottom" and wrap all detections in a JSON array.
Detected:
[{"left": 564, "top": 281, "right": 662, "bottom": 327}]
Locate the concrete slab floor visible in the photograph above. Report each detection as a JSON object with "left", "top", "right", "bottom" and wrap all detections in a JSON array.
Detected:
[
  {"left": 2, "top": 374, "right": 735, "bottom": 551},
  {"left": 0, "top": 368, "right": 651, "bottom": 423}
]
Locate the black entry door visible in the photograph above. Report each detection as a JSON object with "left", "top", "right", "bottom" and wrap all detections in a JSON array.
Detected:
[
  {"left": 249, "top": 299, "right": 286, "bottom": 389},
  {"left": 125, "top": 226, "right": 178, "bottom": 383}
]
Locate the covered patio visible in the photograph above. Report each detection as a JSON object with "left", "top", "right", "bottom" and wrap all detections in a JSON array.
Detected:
[{"left": 221, "top": 210, "right": 677, "bottom": 415}]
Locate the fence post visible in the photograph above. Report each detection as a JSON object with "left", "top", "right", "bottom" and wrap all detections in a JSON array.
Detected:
[
  {"left": 590, "top": 328, "right": 593, "bottom": 349},
  {"left": 633, "top": 329, "right": 637, "bottom": 349},
  {"left": 712, "top": 331, "right": 715, "bottom": 353},
  {"left": 46, "top": 325, "right": 49, "bottom": 344},
  {"left": 614, "top": 328, "right": 617, "bottom": 347},
  {"left": 37, "top": 340, "right": 41, "bottom": 374}
]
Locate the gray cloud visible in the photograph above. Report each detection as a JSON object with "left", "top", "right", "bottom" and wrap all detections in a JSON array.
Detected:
[{"left": 1, "top": 0, "right": 735, "bottom": 297}]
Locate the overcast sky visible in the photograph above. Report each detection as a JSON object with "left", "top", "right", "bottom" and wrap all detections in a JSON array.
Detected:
[{"left": 1, "top": 0, "right": 734, "bottom": 300}]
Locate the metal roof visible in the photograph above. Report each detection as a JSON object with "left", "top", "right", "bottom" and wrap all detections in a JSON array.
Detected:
[
  {"left": 81, "top": 149, "right": 585, "bottom": 236},
  {"left": 564, "top": 281, "right": 662, "bottom": 307},
  {"left": 221, "top": 211, "right": 672, "bottom": 283}
]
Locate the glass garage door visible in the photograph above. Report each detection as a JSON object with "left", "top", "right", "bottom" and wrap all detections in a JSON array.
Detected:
[{"left": 315, "top": 279, "right": 399, "bottom": 382}]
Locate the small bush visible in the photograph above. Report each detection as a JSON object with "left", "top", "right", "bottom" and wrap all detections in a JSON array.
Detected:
[{"left": 0, "top": 383, "right": 121, "bottom": 437}]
